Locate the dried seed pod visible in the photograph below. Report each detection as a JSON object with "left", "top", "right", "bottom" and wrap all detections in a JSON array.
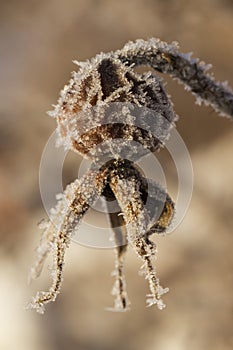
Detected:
[
  {"left": 28, "top": 38, "right": 233, "bottom": 314},
  {"left": 49, "top": 55, "right": 176, "bottom": 160}
]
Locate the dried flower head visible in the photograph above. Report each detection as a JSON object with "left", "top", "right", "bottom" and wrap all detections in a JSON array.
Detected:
[{"left": 28, "top": 38, "right": 233, "bottom": 314}]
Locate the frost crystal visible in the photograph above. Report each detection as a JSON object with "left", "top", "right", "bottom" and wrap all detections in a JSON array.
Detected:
[{"left": 28, "top": 38, "right": 233, "bottom": 313}]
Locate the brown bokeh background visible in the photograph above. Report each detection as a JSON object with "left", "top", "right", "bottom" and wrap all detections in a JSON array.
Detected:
[{"left": 0, "top": 1, "right": 233, "bottom": 349}]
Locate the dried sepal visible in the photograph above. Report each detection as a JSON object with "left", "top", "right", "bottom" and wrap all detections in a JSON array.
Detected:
[
  {"left": 108, "top": 160, "right": 174, "bottom": 310},
  {"left": 107, "top": 209, "right": 130, "bottom": 311},
  {"left": 28, "top": 168, "right": 108, "bottom": 313}
]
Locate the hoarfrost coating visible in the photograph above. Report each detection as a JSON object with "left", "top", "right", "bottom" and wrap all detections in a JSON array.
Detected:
[{"left": 28, "top": 38, "right": 233, "bottom": 313}]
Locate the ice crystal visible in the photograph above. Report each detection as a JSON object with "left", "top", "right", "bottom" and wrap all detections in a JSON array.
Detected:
[{"left": 28, "top": 38, "right": 233, "bottom": 313}]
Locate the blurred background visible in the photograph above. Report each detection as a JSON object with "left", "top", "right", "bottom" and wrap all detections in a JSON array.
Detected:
[{"left": 0, "top": 0, "right": 233, "bottom": 349}]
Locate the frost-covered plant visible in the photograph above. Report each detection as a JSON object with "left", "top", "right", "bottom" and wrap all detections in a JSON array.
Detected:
[{"left": 27, "top": 38, "right": 233, "bottom": 314}]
